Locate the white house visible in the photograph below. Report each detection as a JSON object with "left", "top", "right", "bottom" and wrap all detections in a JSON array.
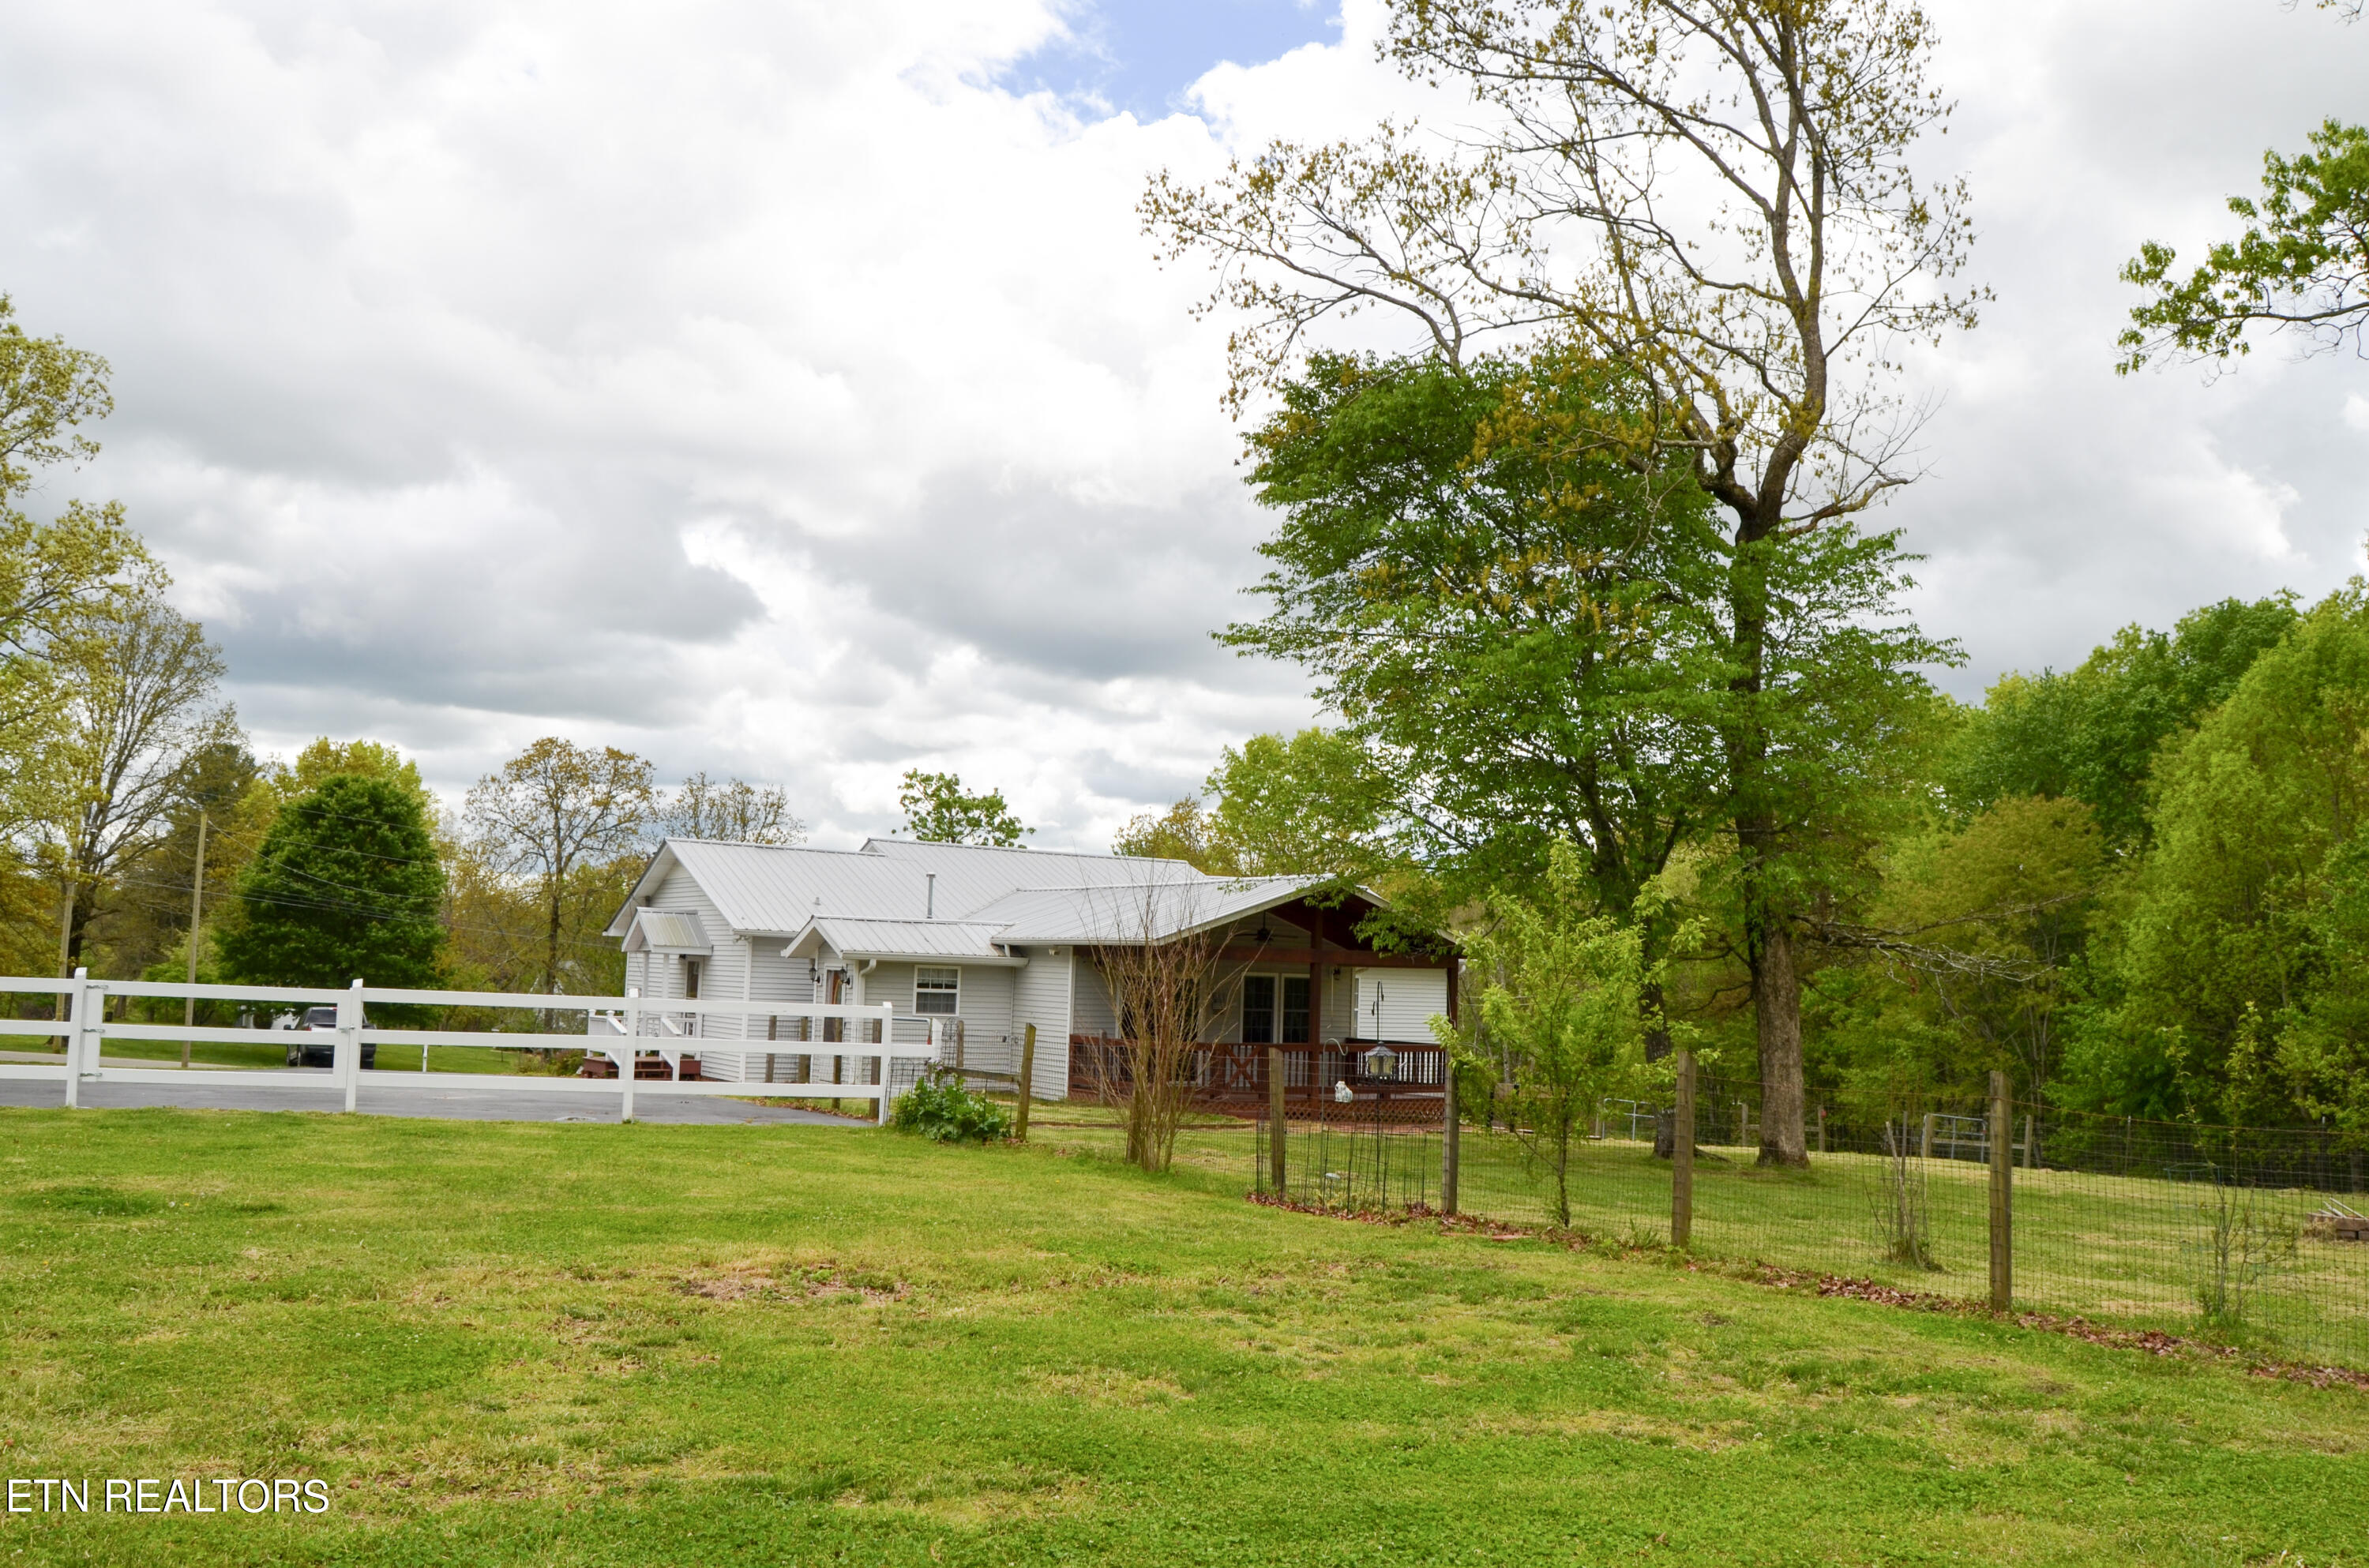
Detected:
[{"left": 603, "top": 836, "right": 1457, "bottom": 1108}]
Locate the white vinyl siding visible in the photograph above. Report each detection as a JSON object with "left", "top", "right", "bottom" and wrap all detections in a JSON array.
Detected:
[
  {"left": 1352, "top": 968, "right": 1450, "bottom": 1043},
  {"left": 1011, "top": 949, "right": 1072, "bottom": 1101},
  {"left": 1070, "top": 960, "right": 1117, "bottom": 1037}
]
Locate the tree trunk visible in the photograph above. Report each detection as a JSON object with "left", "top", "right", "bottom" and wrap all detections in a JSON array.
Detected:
[
  {"left": 1727, "top": 493, "right": 1811, "bottom": 1170},
  {"left": 1753, "top": 923, "right": 1809, "bottom": 1168},
  {"left": 1640, "top": 976, "right": 1673, "bottom": 1062}
]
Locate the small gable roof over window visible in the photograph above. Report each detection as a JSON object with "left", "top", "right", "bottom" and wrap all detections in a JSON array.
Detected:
[{"left": 623, "top": 908, "right": 714, "bottom": 955}]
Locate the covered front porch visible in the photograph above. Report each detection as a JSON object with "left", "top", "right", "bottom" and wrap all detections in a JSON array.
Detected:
[{"left": 1067, "top": 1037, "right": 1450, "bottom": 1122}]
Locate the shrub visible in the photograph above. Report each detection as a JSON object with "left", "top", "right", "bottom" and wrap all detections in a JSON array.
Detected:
[{"left": 890, "top": 1070, "right": 1012, "bottom": 1144}]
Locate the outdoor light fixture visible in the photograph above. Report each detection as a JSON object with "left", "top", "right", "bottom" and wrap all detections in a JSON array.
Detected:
[{"left": 1360, "top": 1045, "right": 1399, "bottom": 1082}]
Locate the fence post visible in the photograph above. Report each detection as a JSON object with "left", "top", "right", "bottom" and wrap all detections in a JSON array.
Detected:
[
  {"left": 1268, "top": 1046, "right": 1287, "bottom": 1195},
  {"left": 1816, "top": 1105, "right": 1826, "bottom": 1154},
  {"left": 1440, "top": 1053, "right": 1459, "bottom": 1217},
  {"left": 875, "top": 1007, "right": 893, "bottom": 1126},
  {"left": 1921, "top": 1112, "right": 1935, "bottom": 1161},
  {"left": 338, "top": 979, "right": 364, "bottom": 1113},
  {"left": 621, "top": 986, "right": 640, "bottom": 1123},
  {"left": 63, "top": 967, "right": 94, "bottom": 1108},
  {"left": 1672, "top": 1049, "right": 1695, "bottom": 1249},
  {"left": 1015, "top": 1023, "right": 1036, "bottom": 1142},
  {"left": 1988, "top": 1070, "right": 2013, "bottom": 1311}
]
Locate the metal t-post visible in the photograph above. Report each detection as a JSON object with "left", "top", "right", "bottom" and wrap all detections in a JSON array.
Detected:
[
  {"left": 1268, "top": 1046, "right": 1286, "bottom": 1195},
  {"left": 1988, "top": 1070, "right": 2013, "bottom": 1311},
  {"left": 1672, "top": 1050, "right": 1695, "bottom": 1249},
  {"left": 1440, "top": 1053, "right": 1459, "bottom": 1217}
]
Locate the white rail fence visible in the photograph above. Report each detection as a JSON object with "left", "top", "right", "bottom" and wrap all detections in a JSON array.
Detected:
[{"left": 0, "top": 970, "right": 940, "bottom": 1123}]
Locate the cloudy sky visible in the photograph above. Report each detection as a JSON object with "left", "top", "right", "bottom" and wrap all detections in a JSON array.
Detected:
[{"left": 2, "top": 0, "right": 2364, "bottom": 850}]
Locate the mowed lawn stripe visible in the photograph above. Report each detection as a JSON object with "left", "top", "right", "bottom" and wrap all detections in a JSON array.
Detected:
[{"left": 1, "top": 1108, "right": 2363, "bottom": 1566}]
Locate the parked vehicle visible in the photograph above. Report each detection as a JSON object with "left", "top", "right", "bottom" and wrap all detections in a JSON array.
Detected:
[{"left": 285, "top": 1006, "right": 375, "bottom": 1069}]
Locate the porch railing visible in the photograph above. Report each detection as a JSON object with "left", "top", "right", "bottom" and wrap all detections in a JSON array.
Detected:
[{"left": 1067, "top": 1036, "right": 1447, "bottom": 1113}]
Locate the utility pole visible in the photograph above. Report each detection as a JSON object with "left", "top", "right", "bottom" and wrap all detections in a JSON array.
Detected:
[
  {"left": 53, "top": 875, "right": 76, "bottom": 1025},
  {"left": 182, "top": 808, "right": 207, "bottom": 1066}
]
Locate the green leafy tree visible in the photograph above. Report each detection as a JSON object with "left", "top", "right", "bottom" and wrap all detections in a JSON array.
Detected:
[
  {"left": 1147, "top": 0, "right": 1980, "bottom": 1166},
  {"left": 1236, "top": 352, "right": 1947, "bottom": 1126},
  {"left": 263, "top": 737, "right": 437, "bottom": 819},
  {"left": 219, "top": 773, "right": 446, "bottom": 993},
  {"left": 35, "top": 595, "right": 236, "bottom": 976},
  {"left": 661, "top": 772, "right": 805, "bottom": 845},
  {"left": 1207, "top": 729, "right": 1398, "bottom": 882},
  {"left": 1112, "top": 797, "right": 1241, "bottom": 874},
  {"left": 1947, "top": 596, "right": 2298, "bottom": 847},
  {"left": 463, "top": 739, "right": 655, "bottom": 996},
  {"left": 1448, "top": 841, "right": 1650, "bottom": 1228},
  {"left": 0, "top": 296, "right": 153, "bottom": 834},
  {"left": 1113, "top": 730, "right": 1397, "bottom": 882},
  {"left": 2120, "top": 119, "right": 2369, "bottom": 369},
  {"left": 897, "top": 769, "right": 1030, "bottom": 847},
  {"left": 2076, "top": 587, "right": 2369, "bottom": 1121},
  {"left": 1812, "top": 796, "right": 2107, "bottom": 1109}
]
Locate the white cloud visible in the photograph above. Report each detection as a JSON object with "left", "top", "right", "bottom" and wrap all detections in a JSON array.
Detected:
[{"left": 0, "top": 0, "right": 2363, "bottom": 848}]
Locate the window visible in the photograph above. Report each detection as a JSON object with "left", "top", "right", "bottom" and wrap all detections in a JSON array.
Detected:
[
  {"left": 914, "top": 966, "right": 960, "bottom": 1015},
  {"left": 682, "top": 958, "right": 702, "bottom": 1000},
  {"left": 1241, "top": 975, "right": 1275, "bottom": 1044},
  {"left": 1281, "top": 975, "right": 1311, "bottom": 1043}
]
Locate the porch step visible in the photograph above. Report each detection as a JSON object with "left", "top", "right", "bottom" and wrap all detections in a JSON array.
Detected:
[{"left": 578, "top": 1055, "right": 701, "bottom": 1081}]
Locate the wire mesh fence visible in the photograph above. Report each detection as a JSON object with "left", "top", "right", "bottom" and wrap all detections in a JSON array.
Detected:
[{"left": 1250, "top": 1074, "right": 2369, "bottom": 1369}]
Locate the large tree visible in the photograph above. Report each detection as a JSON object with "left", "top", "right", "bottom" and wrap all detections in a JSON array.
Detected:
[
  {"left": 36, "top": 594, "right": 235, "bottom": 976},
  {"left": 1232, "top": 354, "right": 1731, "bottom": 930},
  {"left": 463, "top": 739, "right": 655, "bottom": 996},
  {"left": 219, "top": 773, "right": 446, "bottom": 993},
  {"left": 660, "top": 771, "right": 805, "bottom": 846},
  {"left": 896, "top": 769, "right": 1031, "bottom": 848},
  {"left": 0, "top": 295, "right": 152, "bottom": 833},
  {"left": 1145, "top": 0, "right": 1979, "bottom": 1165}
]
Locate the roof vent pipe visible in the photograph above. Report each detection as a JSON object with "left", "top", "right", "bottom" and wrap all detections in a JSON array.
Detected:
[{"left": 925, "top": 873, "right": 936, "bottom": 920}]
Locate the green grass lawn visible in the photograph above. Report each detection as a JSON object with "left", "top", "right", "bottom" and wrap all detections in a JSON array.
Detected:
[
  {"left": 1259, "top": 1116, "right": 2369, "bottom": 1367},
  {"left": 3, "top": 1108, "right": 2367, "bottom": 1566}
]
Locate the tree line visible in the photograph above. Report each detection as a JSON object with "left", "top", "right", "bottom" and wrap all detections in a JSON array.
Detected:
[
  {"left": 0, "top": 294, "right": 815, "bottom": 1008},
  {"left": 1129, "top": 0, "right": 2369, "bottom": 1160}
]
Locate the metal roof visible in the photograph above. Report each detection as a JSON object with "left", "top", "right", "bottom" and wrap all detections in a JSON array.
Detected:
[
  {"left": 607, "top": 837, "right": 1388, "bottom": 961},
  {"left": 782, "top": 917, "right": 1012, "bottom": 960},
  {"left": 622, "top": 908, "right": 714, "bottom": 955},
  {"left": 963, "top": 876, "right": 1330, "bottom": 945},
  {"left": 857, "top": 838, "right": 1196, "bottom": 919},
  {"left": 606, "top": 839, "right": 936, "bottom": 937}
]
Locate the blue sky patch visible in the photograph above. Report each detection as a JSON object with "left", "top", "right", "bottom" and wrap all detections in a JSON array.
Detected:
[{"left": 1004, "top": 0, "right": 1343, "bottom": 122}]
